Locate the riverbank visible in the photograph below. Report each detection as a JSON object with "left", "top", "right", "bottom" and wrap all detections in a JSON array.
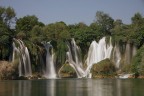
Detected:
[{"left": 0, "top": 60, "right": 144, "bottom": 80}]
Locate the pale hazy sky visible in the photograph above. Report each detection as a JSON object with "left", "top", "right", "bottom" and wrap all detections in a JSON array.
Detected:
[{"left": 0, "top": 0, "right": 144, "bottom": 25}]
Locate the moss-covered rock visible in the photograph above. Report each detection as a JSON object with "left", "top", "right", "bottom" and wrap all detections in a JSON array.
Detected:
[
  {"left": 0, "top": 61, "right": 19, "bottom": 80},
  {"left": 58, "top": 63, "right": 76, "bottom": 78},
  {"left": 91, "top": 59, "right": 116, "bottom": 78}
]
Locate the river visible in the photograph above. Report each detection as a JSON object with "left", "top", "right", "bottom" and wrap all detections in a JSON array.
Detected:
[{"left": 0, "top": 79, "right": 144, "bottom": 96}]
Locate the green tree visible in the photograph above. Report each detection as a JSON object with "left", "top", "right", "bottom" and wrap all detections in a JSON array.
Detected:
[
  {"left": 111, "top": 19, "right": 128, "bottom": 43},
  {"left": 0, "top": 7, "right": 16, "bottom": 60},
  {"left": 89, "top": 22, "right": 103, "bottom": 40},
  {"left": 16, "top": 15, "right": 44, "bottom": 39},
  {"left": 95, "top": 11, "right": 114, "bottom": 35},
  {"left": 130, "top": 13, "right": 144, "bottom": 48},
  {"left": 43, "top": 21, "right": 70, "bottom": 41},
  {"left": 30, "top": 25, "right": 44, "bottom": 43},
  {"left": 131, "top": 13, "right": 144, "bottom": 26},
  {"left": 1, "top": 7, "right": 16, "bottom": 28},
  {"left": 131, "top": 45, "right": 144, "bottom": 75}
]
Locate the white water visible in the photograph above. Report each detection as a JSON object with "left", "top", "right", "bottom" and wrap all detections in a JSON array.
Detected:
[
  {"left": 112, "top": 44, "right": 121, "bottom": 68},
  {"left": 66, "top": 37, "right": 113, "bottom": 78},
  {"left": 125, "top": 43, "right": 137, "bottom": 65},
  {"left": 66, "top": 38, "right": 85, "bottom": 78},
  {"left": 132, "top": 45, "right": 137, "bottom": 57},
  {"left": 119, "top": 74, "right": 133, "bottom": 79},
  {"left": 12, "top": 39, "right": 32, "bottom": 77},
  {"left": 85, "top": 37, "right": 113, "bottom": 77},
  {"left": 25, "top": 47, "right": 32, "bottom": 76},
  {"left": 42, "top": 42, "right": 57, "bottom": 78},
  {"left": 11, "top": 37, "right": 137, "bottom": 79},
  {"left": 125, "top": 43, "right": 131, "bottom": 64}
]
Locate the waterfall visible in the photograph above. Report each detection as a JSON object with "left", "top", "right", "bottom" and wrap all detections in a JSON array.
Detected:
[
  {"left": 132, "top": 45, "right": 137, "bottom": 57},
  {"left": 125, "top": 43, "right": 131, "bottom": 64},
  {"left": 66, "top": 37, "right": 113, "bottom": 78},
  {"left": 112, "top": 44, "right": 121, "bottom": 69},
  {"left": 25, "top": 47, "right": 32, "bottom": 76},
  {"left": 66, "top": 38, "right": 85, "bottom": 78},
  {"left": 85, "top": 37, "right": 113, "bottom": 77},
  {"left": 124, "top": 43, "right": 137, "bottom": 65},
  {"left": 11, "top": 36, "right": 138, "bottom": 79},
  {"left": 42, "top": 41, "right": 57, "bottom": 79},
  {"left": 12, "top": 39, "right": 32, "bottom": 77}
]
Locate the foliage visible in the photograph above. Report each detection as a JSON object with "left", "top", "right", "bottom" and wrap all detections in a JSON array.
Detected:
[
  {"left": 55, "top": 41, "right": 68, "bottom": 70},
  {"left": 91, "top": 59, "right": 116, "bottom": 77},
  {"left": 0, "top": 61, "right": 19, "bottom": 80},
  {"left": 111, "top": 20, "right": 127, "bottom": 42},
  {"left": 112, "top": 13, "right": 144, "bottom": 48},
  {"left": 89, "top": 22, "right": 104, "bottom": 40},
  {"left": 131, "top": 46, "right": 144, "bottom": 75},
  {"left": 30, "top": 25, "right": 44, "bottom": 43},
  {"left": 130, "top": 13, "right": 144, "bottom": 48},
  {"left": 121, "top": 64, "right": 131, "bottom": 73},
  {"left": 59, "top": 63, "right": 76, "bottom": 77},
  {"left": 0, "top": 6, "right": 16, "bottom": 27},
  {"left": 16, "top": 15, "right": 44, "bottom": 39},
  {"left": 95, "top": 11, "right": 114, "bottom": 35},
  {"left": 0, "top": 6, "right": 16, "bottom": 60},
  {"left": 43, "top": 22, "right": 70, "bottom": 41}
]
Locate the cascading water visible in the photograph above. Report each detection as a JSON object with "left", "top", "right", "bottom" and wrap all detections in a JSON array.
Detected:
[
  {"left": 67, "top": 38, "right": 84, "bottom": 78},
  {"left": 66, "top": 37, "right": 113, "bottom": 78},
  {"left": 66, "top": 38, "right": 85, "bottom": 78},
  {"left": 125, "top": 43, "right": 131, "bottom": 64},
  {"left": 132, "top": 45, "right": 137, "bottom": 57},
  {"left": 85, "top": 37, "right": 113, "bottom": 77},
  {"left": 42, "top": 41, "right": 57, "bottom": 78},
  {"left": 12, "top": 39, "right": 32, "bottom": 77},
  {"left": 124, "top": 43, "right": 137, "bottom": 65},
  {"left": 112, "top": 44, "right": 121, "bottom": 69},
  {"left": 86, "top": 37, "right": 113, "bottom": 64},
  {"left": 11, "top": 36, "right": 138, "bottom": 79}
]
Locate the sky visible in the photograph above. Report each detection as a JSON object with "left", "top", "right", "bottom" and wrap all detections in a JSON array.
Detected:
[{"left": 0, "top": 0, "right": 144, "bottom": 25}]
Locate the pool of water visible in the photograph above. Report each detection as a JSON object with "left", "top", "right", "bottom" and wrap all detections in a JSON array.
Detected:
[{"left": 0, "top": 79, "right": 144, "bottom": 96}]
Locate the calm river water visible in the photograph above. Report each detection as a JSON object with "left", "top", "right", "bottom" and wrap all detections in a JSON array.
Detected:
[{"left": 0, "top": 79, "right": 144, "bottom": 96}]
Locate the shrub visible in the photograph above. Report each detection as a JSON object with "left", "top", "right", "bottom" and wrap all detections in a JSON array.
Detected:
[
  {"left": 0, "top": 60, "right": 19, "bottom": 80},
  {"left": 91, "top": 59, "right": 116, "bottom": 78},
  {"left": 58, "top": 63, "right": 76, "bottom": 78},
  {"left": 131, "top": 45, "right": 144, "bottom": 75}
]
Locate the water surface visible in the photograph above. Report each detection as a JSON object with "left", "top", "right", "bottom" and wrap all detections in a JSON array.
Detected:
[{"left": 0, "top": 79, "right": 144, "bottom": 96}]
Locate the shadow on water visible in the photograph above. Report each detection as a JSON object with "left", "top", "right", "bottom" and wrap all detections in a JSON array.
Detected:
[{"left": 0, "top": 79, "right": 144, "bottom": 96}]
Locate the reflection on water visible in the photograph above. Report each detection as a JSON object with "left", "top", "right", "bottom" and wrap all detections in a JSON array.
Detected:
[
  {"left": 0, "top": 79, "right": 144, "bottom": 96},
  {"left": 92, "top": 79, "right": 113, "bottom": 96}
]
